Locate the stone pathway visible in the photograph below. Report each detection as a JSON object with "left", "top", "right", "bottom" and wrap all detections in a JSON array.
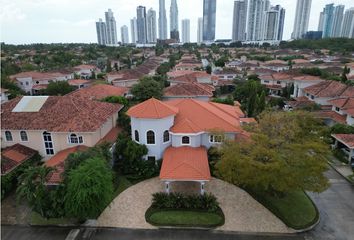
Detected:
[
  {"left": 97, "top": 177, "right": 293, "bottom": 233},
  {"left": 1, "top": 191, "right": 32, "bottom": 225}
]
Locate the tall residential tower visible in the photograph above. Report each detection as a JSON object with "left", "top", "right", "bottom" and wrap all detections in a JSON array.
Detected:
[
  {"left": 147, "top": 8, "right": 157, "bottom": 43},
  {"left": 170, "top": 0, "right": 179, "bottom": 41},
  {"left": 341, "top": 8, "right": 354, "bottom": 38},
  {"left": 182, "top": 19, "right": 190, "bottom": 43},
  {"left": 121, "top": 25, "right": 129, "bottom": 44},
  {"left": 130, "top": 17, "right": 138, "bottom": 43},
  {"left": 105, "top": 9, "right": 118, "bottom": 45},
  {"left": 197, "top": 17, "right": 203, "bottom": 43},
  {"left": 158, "top": 0, "right": 168, "bottom": 40},
  {"left": 232, "top": 0, "right": 248, "bottom": 42},
  {"left": 96, "top": 18, "right": 107, "bottom": 45},
  {"left": 137, "top": 6, "right": 147, "bottom": 44},
  {"left": 292, "top": 0, "right": 312, "bottom": 39},
  {"left": 202, "top": 0, "right": 217, "bottom": 42}
]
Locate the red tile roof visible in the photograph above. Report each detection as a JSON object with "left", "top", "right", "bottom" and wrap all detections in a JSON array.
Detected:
[
  {"left": 97, "top": 126, "right": 122, "bottom": 145},
  {"left": 329, "top": 98, "right": 354, "bottom": 110},
  {"left": 293, "top": 75, "right": 323, "bottom": 81},
  {"left": 1, "top": 144, "right": 38, "bottom": 175},
  {"left": 68, "top": 79, "right": 91, "bottom": 86},
  {"left": 163, "top": 83, "right": 214, "bottom": 97},
  {"left": 67, "top": 84, "right": 127, "bottom": 100},
  {"left": 160, "top": 147, "right": 211, "bottom": 181},
  {"left": 315, "top": 111, "right": 347, "bottom": 124},
  {"left": 303, "top": 81, "right": 350, "bottom": 98},
  {"left": 332, "top": 134, "right": 354, "bottom": 148},
  {"left": 1, "top": 96, "right": 123, "bottom": 132},
  {"left": 127, "top": 98, "right": 179, "bottom": 119}
]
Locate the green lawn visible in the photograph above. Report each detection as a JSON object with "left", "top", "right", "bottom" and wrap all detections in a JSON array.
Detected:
[
  {"left": 249, "top": 190, "right": 318, "bottom": 230},
  {"left": 147, "top": 209, "right": 224, "bottom": 228},
  {"left": 30, "top": 212, "right": 78, "bottom": 226}
]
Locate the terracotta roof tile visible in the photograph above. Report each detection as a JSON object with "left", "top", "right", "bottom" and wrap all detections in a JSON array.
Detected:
[
  {"left": 67, "top": 84, "right": 127, "bottom": 100},
  {"left": 127, "top": 98, "right": 179, "bottom": 119},
  {"left": 160, "top": 147, "right": 211, "bottom": 180},
  {"left": 163, "top": 83, "right": 214, "bottom": 97},
  {"left": 304, "top": 81, "right": 349, "bottom": 98},
  {"left": 332, "top": 134, "right": 354, "bottom": 148},
  {"left": 1, "top": 144, "right": 38, "bottom": 175},
  {"left": 315, "top": 111, "right": 347, "bottom": 124}
]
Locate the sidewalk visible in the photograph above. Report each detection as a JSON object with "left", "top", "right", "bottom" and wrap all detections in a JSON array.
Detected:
[{"left": 328, "top": 156, "right": 354, "bottom": 184}]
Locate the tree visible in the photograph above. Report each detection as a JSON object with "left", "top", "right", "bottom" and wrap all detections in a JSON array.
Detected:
[
  {"left": 43, "top": 81, "right": 75, "bottom": 96},
  {"left": 205, "top": 65, "right": 212, "bottom": 74},
  {"left": 215, "top": 111, "right": 330, "bottom": 195},
  {"left": 102, "top": 95, "right": 128, "bottom": 105},
  {"left": 131, "top": 77, "right": 163, "bottom": 102},
  {"left": 65, "top": 157, "right": 113, "bottom": 220}
]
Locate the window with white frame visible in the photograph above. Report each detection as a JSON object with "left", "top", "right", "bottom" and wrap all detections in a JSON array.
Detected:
[
  {"left": 335, "top": 107, "right": 340, "bottom": 112},
  {"left": 20, "top": 131, "right": 28, "bottom": 141},
  {"left": 43, "top": 131, "right": 54, "bottom": 155},
  {"left": 182, "top": 136, "right": 190, "bottom": 145},
  {"left": 210, "top": 135, "right": 223, "bottom": 143},
  {"left": 163, "top": 130, "right": 170, "bottom": 143},
  {"left": 68, "top": 133, "right": 83, "bottom": 144},
  {"left": 146, "top": 130, "right": 155, "bottom": 144},
  {"left": 5, "top": 131, "right": 13, "bottom": 141}
]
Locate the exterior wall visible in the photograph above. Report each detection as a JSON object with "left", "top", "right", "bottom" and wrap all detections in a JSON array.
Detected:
[
  {"left": 292, "top": 80, "right": 324, "bottom": 98},
  {"left": 1, "top": 92, "right": 9, "bottom": 103},
  {"left": 112, "top": 79, "right": 139, "bottom": 88},
  {"left": 130, "top": 116, "right": 174, "bottom": 159},
  {"left": 332, "top": 106, "right": 346, "bottom": 115},
  {"left": 1, "top": 113, "right": 118, "bottom": 160},
  {"left": 346, "top": 114, "right": 354, "bottom": 126},
  {"left": 196, "top": 76, "right": 212, "bottom": 84},
  {"left": 201, "top": 132, "right": 235, "bottom": 149},
  {"left": 171, "top": 133, "right": 202, "bottom": 148},
  {"left": 16, "top": 77, "right": 33, "bottom": 94},
  {"left": 304, "top": 94, "right": 331, "bottom": 105}
]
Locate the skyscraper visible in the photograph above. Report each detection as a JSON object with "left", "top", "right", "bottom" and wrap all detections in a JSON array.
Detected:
[
  {"left": 197, "top": 17, "right": 203, "bottom": 43},
  {"left": 170, "top": 0, "right": 179, "bottom": 41},
  {"left": 130, "top": 17, "right": 138, "bottom": 43},
  {"left": 137, "top": 6, "right": 147, "bottom": 44},
  {"left": 331, "top": 5, "right": 345, "bottom": 37},
  {"left": 292, "top": 0, "right": 312, "bottom": 39},
  {"left": 274, "top": 5, "right": 285, "bottom": 41},
  {"left": 158, "top": 0, "right": 168, "bottom": 40},
  {"left": 96, "top": 18, "right": 107, "bottom": 45},
  {"left": 318, "top": 12, "right": 324, "bottom": 31},
  {"left": 182, "top": 19, "right": 190, "bottom": 43},
  {"left": 121, "top": 25, "right": 129, "bottom": 44},
  {"left": 247, "top": 0, "right": 269, "bottom": 41},
  {"left": 341, "top": 8, "right": 354, "bottom": 38},
  {"left": 232, "top": 0, "right": 248, "bottom": 42},
  {"left": 105, "top": 9, "right": 118, "bottom": 45},
  {"left": 322, "top": 4, "right": 335, "bottom": 38},
  {"left": 202, "top": 0, "right": 217, "bottom": 42},
  {"left": 147, "top": 8, "right": 157, "bottom": 43},
  {"left": 263, "top": 5, "right": 285, "bottom": 41}
]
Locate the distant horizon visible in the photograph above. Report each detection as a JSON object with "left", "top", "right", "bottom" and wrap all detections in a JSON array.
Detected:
[{"left": 1, "top": 0, "right": 353, "bottom": 44}]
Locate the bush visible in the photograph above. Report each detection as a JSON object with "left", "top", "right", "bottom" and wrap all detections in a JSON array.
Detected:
[{"left": 151, "top": 192, "right": 219, "bottom": 212}]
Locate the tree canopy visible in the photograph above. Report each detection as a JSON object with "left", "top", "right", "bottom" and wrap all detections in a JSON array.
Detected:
[
  {"left": 131, "top": 77, "right": 164, "bottom": 102},
  {"left": 215, "top": 111, "right": 330, "bottom": 195},
  {"left": 41, "top": 81, "right": 75, "bottom": 96}
]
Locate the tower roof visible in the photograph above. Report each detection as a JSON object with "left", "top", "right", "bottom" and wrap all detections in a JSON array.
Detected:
[{"left": 126, "top": 98, "right": 178, "bottom": 119}]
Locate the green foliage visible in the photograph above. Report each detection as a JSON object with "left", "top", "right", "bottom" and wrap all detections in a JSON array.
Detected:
[
  {"left": 131, "top": 77, "right": 164, "bottom": 102},
  {"left": 0, "top": 76, "right": 25, "bottom": 99},
  {"left": 205, "top": 65, "right": 212, "bottom": 74},
  {"left": 102, "top": 95, "right": 128, "bottom": 105},
  {"left": 214, "top": 56, "right": 228, "bottom": 67},
  {"left": 65, "top": 157, "right": 113, "bottom": 219},
  {"left": 156, "top": 62, "right": 171, "bottom": 75},
  {"left": 280, "top": 38, "right": 354, "bottom": 53},
  {"left": 250, "top": 55, "right": 274, "bottom": 62},
  {"left": 216, "top": 111, "right": 330, "bottom": 194},
  {"left": 212, "top": 96, "right": 234, "bottom": 106},
  {"left": 41, "top": 81, "right": 75, "bottom": 96},
  {"left": 330, "top": 123, "right": 354, "bottom": 134},
  {"left": 106, "top": 59, "right": 112, "bottom": 73},
  {"left": 278, "top": 55, "right": 304, "bottom": 62},
  {"left": 151, "top": 192, "right": 220, "bottom": 212}
]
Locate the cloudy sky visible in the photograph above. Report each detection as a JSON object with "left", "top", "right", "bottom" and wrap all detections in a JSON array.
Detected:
[{"left": 1, "top": 0, "right": 353, "bottom": 44}]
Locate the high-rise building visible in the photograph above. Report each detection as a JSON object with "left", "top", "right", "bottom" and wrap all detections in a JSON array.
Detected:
[
  {"left": 182, "top": 19, "right": 190, "bottom": 43},
  {"left": 130, "top": 17, "right": 138, "bottom": 43},
  {"left": 318, "top": 12, "right": 324, "bottom": 31},
  {"left": 105, "top": 9, "right": 118, "bottom": 45},
  {"left": 121, "top": 25, "right": 129, "bottom": 44},
  {"left": 170, "top": 0, "right": 179, "bottom": 41},
  {"left": 197, "top": 17, "right": 203, "bottom": 43},
  {"left": 331, "top": 5, "right": 345, "bottom": 37},
  {"left": 147, "top": 8, "right": 157, "bottom": 43},
  {"left": 322, "top": 4, "right": 335, "bottom": 38},
  {"left": 232, "top": 0, "right": 248, "bottom": 42},
  {"left": 292, "top": 0, "right": 312, "bottom": 39},
  {"left": 137, "top": 6, "right": 147, "bottom": 44},
  {"left": 158, "top": 0, "right": 168, "bottom": 40},
  {"left": 96, "top": 18, "right": 107, "bottom": 45},
  {"left": 273, "top": 5, "right": 285, "bottom": 41},
  {"left": 202, "top": 0, "right": 217, "bottom": 42},
  {"left": 247, "top": 0, "right": 269, "bottom": 41},
  {"left": 341, "top": 8, "right": 354, "bottom": 38}
]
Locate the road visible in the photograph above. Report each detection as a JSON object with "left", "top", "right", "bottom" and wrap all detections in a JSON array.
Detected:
[{"left": 2, "top": 169, "right": 353, "bottom": 240}]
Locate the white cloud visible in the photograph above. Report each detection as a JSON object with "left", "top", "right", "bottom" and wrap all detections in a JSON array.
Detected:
[{"left": 0, "top": 3, "right": 26, "bottom": 23}]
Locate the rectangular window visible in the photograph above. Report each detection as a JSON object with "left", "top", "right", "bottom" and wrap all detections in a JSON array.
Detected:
[
  {"left": 210, "top": 135, "right": 223, "bottom": 143},
  {"left": 335, "top": 107, "right": 340, "bottom": 112},
  {"left": 310, "top": 95, "right": 315, "bottom": 100},
  {"left": 277, "top": 81, "right": 281, "bottom": 84},
  {"left": 147, "top": 156, "right": 156, "bottom": 162}
]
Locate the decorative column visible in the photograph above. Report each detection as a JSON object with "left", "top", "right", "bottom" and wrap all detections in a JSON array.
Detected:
[
  {"left": 200, "top": 181, "right": 205, "bottom": 195},
  {"left": 165, "top": 181, "right": 170, "bottom": 194}
]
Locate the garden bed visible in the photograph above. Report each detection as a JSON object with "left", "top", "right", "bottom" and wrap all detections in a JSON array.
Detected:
[{"left": 145, "top": 207, "right": 225, "bottom": 228}]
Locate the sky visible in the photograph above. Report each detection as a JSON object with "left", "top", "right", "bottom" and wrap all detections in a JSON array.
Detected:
[{"left": 0, "top": 0, "right": 353, "bottom": 44}]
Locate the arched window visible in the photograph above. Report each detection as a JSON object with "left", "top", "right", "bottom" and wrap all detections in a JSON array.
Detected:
[
  {"left": 163, "top": 130, "right": 170, "bottom": 143},
  {"left": 146, "top": 130, "right": 155, "bottom": 144},
  {"left": 5, "top": 131, "right": 13, "bottom": 141},
  {"left": 135, "top": 130, "right": 140, "bottom": 142},
  {"left": 182, "top": 136, "right": 190, "bottom": 145},
  {"left": 43, "top": 131, "right": 54, "bottom": 155},
  {"left": 68, "top": 133, "right": 83, "bottom": 144},
  {"left": 20, "top": 131, "right": 28, "bottom": 141}
]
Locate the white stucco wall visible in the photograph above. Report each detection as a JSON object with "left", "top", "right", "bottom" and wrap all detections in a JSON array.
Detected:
[{"left": 346, "top": 114, "right": 354, "bottom": 126}]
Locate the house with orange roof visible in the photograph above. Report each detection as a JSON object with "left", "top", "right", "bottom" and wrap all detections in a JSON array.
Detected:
[
  {"left": 331, "top": 134, "right": 354, "bottom": 164},
  {"left": 67, "top": 84, "right": 128, "bottom": 100},
  {"left": 291, "top": 75, "right": 324, "bottom": 98},
  {"left": 1, "top": 95, "right": 123, "bottom": 160},
  {"left": 163, "top": 83, "right": 215, "bottom": 101},
  {"left": 126, "top": 98, "right": 251, "bottom": 194},
  {"left": 260, "top": 73, "right": 293, "bottom": 97},
  {"left": 67, "top": 79, "right": 91, "bottom": 89},
  {"left": 328, "top": 98, "right": 354, "bottom": 126},
  {"left": 262, "top": 60, "right": 289, "bottom": 72},
  {"left": 73, "top": 64, "right": 100, "bottom": 79}
]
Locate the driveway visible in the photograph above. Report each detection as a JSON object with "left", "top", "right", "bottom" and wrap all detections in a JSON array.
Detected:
[{"left": 97, "top": 177, "right": 292, "bottom": 233}]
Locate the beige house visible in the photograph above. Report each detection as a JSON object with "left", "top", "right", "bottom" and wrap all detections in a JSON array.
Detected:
[{"left": 1, "top": 95, "right": 122, "bottom": 160}]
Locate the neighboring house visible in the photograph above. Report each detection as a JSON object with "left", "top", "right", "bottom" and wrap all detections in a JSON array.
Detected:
[
  {"left": 346, "top": 62, "right": 354, "bottom": 76},
  {"left": 303, "top": 81, "right": 354, "bottom": 105},
  {"left": 10, "top": 71, "right": 74, "bottom": 95},
  {"left": 168, "top": 71, "right": 219, "bottom": 86},
  {"left": 1, "top": 95, "right": 123, "bottom": 160},
  {"left": 174, "top": 62, "right": 202, "bottom": 71},
  {"left": 1, "top": 88, "right": 10, "bottom": 103},
  {"left": 291, "top": 59, "right": 313, "bottom": 69},
  {"left": 163, "top": 83, "right": 215, "bottom": 101},
  {"left": 73, "top": 65, "right": 99, "bottom": 79},
  {"left": 262, "top": 60, "right": 289, "bottom": 72},
  {"left": 68, "top": 79, "right": 91, "bottom": 89},
  {"left": 260, "top": 73, "right": 293, "bottom": 97},
  {"left": 291, "top": 75, "right": 324, "bottom": 98},
  {"left": 67, "top": 84, "right": 128, "bottom": 100},
  {"left": 328, "top": 98, "right": 354, "bottom": 126},
  {"left": 126, "top": 98, "right": 252, "bottom": 194},
  {"left": 213, "top": 68, "right": 243, "bottom": 81}
]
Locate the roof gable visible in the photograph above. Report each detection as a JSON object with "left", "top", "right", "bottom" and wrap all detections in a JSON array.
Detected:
[{"left": 127, "top": 98, "right": 179, "bottom": 119}]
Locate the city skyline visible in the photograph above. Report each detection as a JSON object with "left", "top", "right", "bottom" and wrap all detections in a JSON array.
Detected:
[{"left": 1, "top": 0, "right": 354, "bottom": 44}]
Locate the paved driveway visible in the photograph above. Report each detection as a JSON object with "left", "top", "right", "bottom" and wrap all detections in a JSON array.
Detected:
[{"left": 97, "top": 177, "right": 292, "bottom": 233}]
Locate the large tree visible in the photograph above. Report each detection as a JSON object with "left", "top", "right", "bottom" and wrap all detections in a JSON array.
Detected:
[
  {"left": 215, "top": 111, "right": 330, "bottom": 194},
  {"left": 42, "top": 81, "right": 75, "bottom": 96},
  {"left": 131, "top": 77, "right": 163, "bottom": 102}
]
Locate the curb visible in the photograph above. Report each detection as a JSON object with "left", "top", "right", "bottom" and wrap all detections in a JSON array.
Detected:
[{"left": 327, "top": 162, "right": 354, "bottom": 185}]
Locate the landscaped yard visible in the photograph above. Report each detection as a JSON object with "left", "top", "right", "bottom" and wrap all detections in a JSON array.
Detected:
[
  {"left": 146, "top": 209, "right": 224, "bottom": 228},
  {"left": 30, "top": 212, "right": 78, "bottom": 226},
  {"left": 249, "top": 190, "right": 318, "bottom": 230}
]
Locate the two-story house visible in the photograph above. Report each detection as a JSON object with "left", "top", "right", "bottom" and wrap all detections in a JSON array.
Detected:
[
  {"left": 260, "top": 73, "right": 293, "bottom": 96},
  {"left": 126, "top": 98, "right": 251, "bottom": 194}
]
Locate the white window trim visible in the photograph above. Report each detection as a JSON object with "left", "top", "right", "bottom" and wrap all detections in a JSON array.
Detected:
[
  {"left": 4, "top": 131, "right": 13, "bottom": 142},
  {"left": 67, "top": 133, "right": 84, "bottom": 145},
  {"left": 43, "top": 131, "right": 55, "bottom": 156},
  {"left": 181, "top": 136, "right": 191, "bottom": 145},
  {"left": 163, "top": 130, "right": 170, "bottom": 143},
  {"left": 19, "top": 130, "right": 29, "bottom": 142},
  {"left": 209, "top": 134, "right": 223, "bottom": 144},
  {"left": 146, "top": 129, "right": 156, "bottom": 145}
]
